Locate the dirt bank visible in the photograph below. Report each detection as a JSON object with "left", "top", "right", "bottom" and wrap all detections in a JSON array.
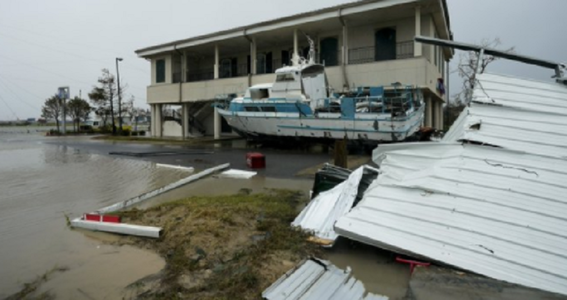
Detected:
[{"left": 114, "top": 189, "right": 322, "bottom": 299}]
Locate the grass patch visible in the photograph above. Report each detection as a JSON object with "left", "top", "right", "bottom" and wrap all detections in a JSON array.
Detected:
[{"left": 116, "top": 189, "right": 321, "bottom": 299}]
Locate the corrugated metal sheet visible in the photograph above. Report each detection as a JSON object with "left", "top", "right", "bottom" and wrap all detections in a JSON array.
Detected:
[
  {"left": 336, "top": 143, "right": 567, "bottom": 296},
  {"left": 443, "top": 73, "right": 567, "bottom": 158},
  {"left": 262, "top": 258, "right": 388, "bottom": 300},
  {"left": 292, "top": 166, "right": 367, "bottom": 244}
]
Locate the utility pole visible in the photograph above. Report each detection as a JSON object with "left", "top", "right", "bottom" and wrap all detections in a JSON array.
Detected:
[{"left": 116, "top": 58, "right": 123, "bottom": 133}]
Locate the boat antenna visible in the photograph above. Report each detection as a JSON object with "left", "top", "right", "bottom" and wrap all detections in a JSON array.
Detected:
[{"left": 300, "top": 31, "right": 316, "bottom": 65}]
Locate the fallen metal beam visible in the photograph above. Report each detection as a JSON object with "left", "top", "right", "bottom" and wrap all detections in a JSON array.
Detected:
[
  {"left": 415, "top": 35, "right": 562, "bottom": 71},
  {"left": 71, "top": 217, "right": 162, "bottom": 238},
  {"left": 97, "top": 163, "right": 230, "bottom": 213},
  {"left": 156, "top": 163, "right": 195, "bottom": 172}
]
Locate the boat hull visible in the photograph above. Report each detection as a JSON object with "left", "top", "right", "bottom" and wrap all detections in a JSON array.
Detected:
[{"left": 218, "top": 105, "right": 424, "bottom": 143}]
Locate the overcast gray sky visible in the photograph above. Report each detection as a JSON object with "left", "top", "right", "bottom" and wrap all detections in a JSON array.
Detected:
[{"left": 0, "top": 0, "right": 565, "bottom": 120}]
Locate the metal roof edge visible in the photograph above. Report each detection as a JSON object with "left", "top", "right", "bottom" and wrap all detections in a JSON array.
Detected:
[{"left": 135, "top": 0, "right": 419, "bottom": 58}]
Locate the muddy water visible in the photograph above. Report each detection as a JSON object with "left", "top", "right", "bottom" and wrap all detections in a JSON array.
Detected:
[{"left": 0, "top": 132, "right": 187, "bottom": 298}]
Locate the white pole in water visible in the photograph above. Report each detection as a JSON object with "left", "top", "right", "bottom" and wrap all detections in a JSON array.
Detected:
[{"left": 58, "top": 86, "right": 69, "bottom": 134}]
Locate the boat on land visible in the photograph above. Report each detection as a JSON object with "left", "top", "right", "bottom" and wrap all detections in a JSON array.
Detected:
[{"left": 217, "top": 40, "right": 425, "bottom": 144}]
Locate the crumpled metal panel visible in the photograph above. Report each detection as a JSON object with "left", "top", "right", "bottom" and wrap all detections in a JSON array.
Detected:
[
  {"left": 443, "top": 73, "right": 567, "bottom": 158},
  {"left": 262, "top": 258, "right": 388, "bottom": 300},
  {"left": 292, "top": 167, "right": 365, "bottom": 243},
  {"left": 337, "top": 142, "right": 567, "bottom": 296}
]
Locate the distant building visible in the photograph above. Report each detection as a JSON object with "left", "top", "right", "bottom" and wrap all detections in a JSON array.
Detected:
[{"left": 136, "top": 0, "right": 453, "bottom": 138}]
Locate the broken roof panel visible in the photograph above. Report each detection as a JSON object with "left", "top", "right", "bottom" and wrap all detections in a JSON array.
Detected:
[
  {"left": 292, "top": 166, "right": 378, "bottom": 246},
  {"left": 336, "top": 143, "right": 567, "bottom": 296},
  {"left": 443, "top": 73, "right": 567, "bottom": 158},
  {"left": 262, "top": 258, "right": 388, "bottom": 300}
]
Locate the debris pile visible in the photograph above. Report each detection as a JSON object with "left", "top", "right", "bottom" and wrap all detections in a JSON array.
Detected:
[
  {"left": 262, "top": 258, "right": 388, "bottom": 300},
  {"left": 292, "top": 165, "right": 378, "bottom": 246}
]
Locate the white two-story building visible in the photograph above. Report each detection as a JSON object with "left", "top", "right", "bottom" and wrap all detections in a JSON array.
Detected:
[{"left": 135, "top": 0, "right": 453, "bottom": 139}]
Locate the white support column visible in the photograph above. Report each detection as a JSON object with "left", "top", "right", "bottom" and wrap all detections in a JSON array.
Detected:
[
  {"left": 213, "top": 107, "right": 221, "bottom": 139},
  {"left": 214, "top": 44, "right": 219, "bottom": 79},
  {"left": 425, "top": 97, "right": 433, "bottom": 128},
  {"left": 342, "top": 25, "right": 349, "bottom": 65},
  {"left": 414, "top": 6, "right": 422, "bottom": 57},
  {"left": 438, "top": 101, "right": 444, "bottom": 130},
  {"left": 150, "top": 104, "right": 155, "bottom": 137},
  {"left": 432, "top": 100, "right": 438, "bottom": 129},
  {"left": 156, "top": 104, "right": 163, "bottom": 137},
  {"left": 292, "top": 29, "right": 299, "bottom": 65},
  {"left": 181, "top": 52, "right": 187, "bottom": 83},
  {"left": 182, "top": 103, "right": 189, "bottom": 139},
  {"left": 250, "top": 37, "right": 257, "bottom": 75}
]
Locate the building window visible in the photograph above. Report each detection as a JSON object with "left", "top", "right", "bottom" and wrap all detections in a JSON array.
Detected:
[
  {"left": 257, "top": 53, "right": 266, "bottom": 74},
  {"left": 156, "top": 59, "right": 165, "bottom": 83},
  {"left": 220, "top": 58, "right": 232, "bottom": 78}
]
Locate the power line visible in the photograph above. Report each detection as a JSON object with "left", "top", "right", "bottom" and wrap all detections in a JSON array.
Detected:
[
  {"left": 0, "top": 77, "right": 40, "bottom": 110},
  {"left": 0, "top": 31, "right": 112, "bottom": 66},
  {"left": 0, "top": 53, "right": 93, "bottom": 86},
  {"left": 0, "top": 22, "right": 124, "bottom": 57},
  {"left": 0, "top": 75, "right": 47, "bottom": 101},
  {"left": 0, "top": 93, "right": 19, "bottom": 120}
]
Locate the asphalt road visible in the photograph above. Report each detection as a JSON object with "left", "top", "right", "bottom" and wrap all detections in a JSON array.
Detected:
[{"left": 44, "top": 137, "right": 334, "bottom": 179}]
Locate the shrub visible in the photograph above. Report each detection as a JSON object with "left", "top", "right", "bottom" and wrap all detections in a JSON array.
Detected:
[{"left": 120, "top": 128, "right": 131, "bottom": 136}]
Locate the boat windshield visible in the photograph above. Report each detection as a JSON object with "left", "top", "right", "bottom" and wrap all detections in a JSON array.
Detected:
[
  {"left": 250, "top": 88, "right": 269, "bottom": 100},
  {"left": 301, "top": 65, "right": 325, "bottom": 78},
  {"left": 276, "top": 73, "right": 295, "bottom": 82}
]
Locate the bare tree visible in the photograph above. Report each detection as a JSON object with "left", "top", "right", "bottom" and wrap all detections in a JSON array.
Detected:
[
  {"left": 88, "top": 69, "right": 116, "bottom": 133},
  {"left": 41, "top": 95, "right": 64, "bottom": 132},
  {"left": 456, "top": 38, "right": 515, "bottom": 103}
]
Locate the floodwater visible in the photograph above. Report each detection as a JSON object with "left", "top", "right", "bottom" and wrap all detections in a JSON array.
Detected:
[{"left": 0, "top": 129, "right": 188, "bottom": 299}]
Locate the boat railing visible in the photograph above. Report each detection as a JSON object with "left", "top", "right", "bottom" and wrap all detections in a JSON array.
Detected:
[{"left": 314, "top": 92, "right": 416, "bottom": 115}]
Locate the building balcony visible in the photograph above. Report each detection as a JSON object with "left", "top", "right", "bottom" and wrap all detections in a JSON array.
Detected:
[{"left": 148, "top": 55, "right": 442, "bottom": 105}]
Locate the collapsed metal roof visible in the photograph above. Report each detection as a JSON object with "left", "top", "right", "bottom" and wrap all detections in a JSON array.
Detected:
[
  {"left": 262, "top": 258, "right": 388, "bottom": 300},
  {"left": 292, "top": 165, "right": 379, "bottom": 246},
  {"left": 336, "top": 142, "right": 567, "bottom": 296},
  {"left": 336, "top": 37, "right": 567, "bottom": 296},
  {"left": 443, "top": 72, "right": 567, "bottom": 158}
]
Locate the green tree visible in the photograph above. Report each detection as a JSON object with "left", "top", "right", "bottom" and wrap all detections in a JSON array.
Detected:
[
  {"left": 89, "top": 69, "right": 116, "bottom": 134},
  {"left": 67, "top": 97, "right": 91, "bottom": 132},
  {"left": 41, "top": 95, "right": 64, "bottom": 132}
]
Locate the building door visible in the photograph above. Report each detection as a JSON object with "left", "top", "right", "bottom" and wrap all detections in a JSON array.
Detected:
[
  {"left": 231, "top": 57, "right": 238, "bottom": 77},
  {"left": 375, "top": 28, "right": 396, "bottom": 61},
  {"left": 320, "top": 37, "right": 338, "bottom": 66},
  {"left": 266, "top": 52, "right": 273, "bottom": 73},
  {"left": 281, "top": 50, "right": 289, "bottom": 67},
  {"left": 257, "top": 53, "right": 266, "bottom": 74},
  {"left": 220, "top": 58, "right": 231, "bottom": 78}
]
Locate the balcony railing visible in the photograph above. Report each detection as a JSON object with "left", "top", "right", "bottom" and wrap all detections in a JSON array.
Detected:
[
  {"left": 349, "top": 41, "right": 414, "bottom": 65},
  {"left": 186, "top": 69, "right": 214, "bottom": 82},
  {"left": 172, "top": 72, "right": 182, "bottom": 83}
]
